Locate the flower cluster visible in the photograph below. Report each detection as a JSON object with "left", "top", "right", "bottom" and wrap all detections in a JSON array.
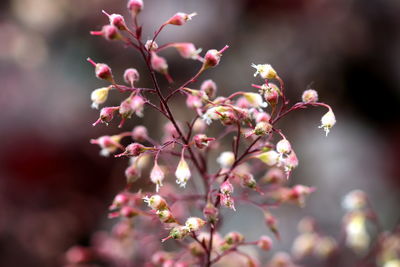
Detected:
[{"left": 69, "top": 2, "right": 342, "bottom": 266}]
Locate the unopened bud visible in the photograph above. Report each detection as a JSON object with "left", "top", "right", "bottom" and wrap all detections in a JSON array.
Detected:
[
  {"left": 131, "top": 95, "right": 145, "bottom": 117},
  {"left": 257, "top": 236, "right": 273, "bottom": 251},
  {"left": 88, "top": 59, "right": 114, "bottom": 83},
  {"left": 95, "top": 106, "right": 118, "bottom": 125},
  {"left": 174, "top": 42, "right": 202, "bottom": 60},
  {"left": 262, "top": 168, "right": 285, "bottom": 184},
  {"left": 110, "top": 193, "right": 130, "bottom": 209},
  {"left": 120, "top": 206, "right": 138, "bottom": 218},
  {"left": 102, "top": 11, "right": 127, "bottom": 30},
  {"left": 119, "top": 97, "right": 134, "bottom": 119},
  {"left": 264, "top": 212, "right": 280, "bottom": 239},
  {"left": 150, "top": 162, "right": 165, "bottom": 192},
  {"left": 254, "top": 111, "right": 271, "bottom": 123},
  {"left": 117, "top": 143, "right": 146, "bottom": 157},
  {"left": 165, "top": 226, "right": 190, "bottom": 241},
  {"left": 123, "top": 68, "right": 139, "bottom": 87},
  {"left": 200, "top": 79, "right": 217, "bottom": 99},
  {"left": 125, "top": 164, "right": 140, "bottom": 184},
  {"left": 203, "top": 49, "right": 221, "bottom": 69},
  {"left": 193, "top": 134, "right": 215, "bottom": 149},
  {"left": 240, "top": 173, "right": 257, "bottom": 189},
  {"left": 224, "top": 231, "right": 244, "bottom": 245},
  {"left": 166, "top": 12, "right": 197, "bottom": 26},
  {"left": 151, "top": 52, "right": 168, "bottom": 74},
  {"left": 127, "top": 0, "right": 143, "bottom": 16},
  {"left": 157, "top": 209, "right": 176, "bottom": 223},
  {"left": 203, "top": 202, "right": 219, "bottom": 223},
  {"left": 131, "top": 125, "right": 148, "bottom": 142},
  {"left": 220, "top": 194, "right": 236, "bottom": 211},
  {"left": 302, "top": 89, "right": 318, "bottom": 103}
]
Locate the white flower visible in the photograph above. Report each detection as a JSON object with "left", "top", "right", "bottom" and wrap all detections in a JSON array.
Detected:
[
  {"left": 319, "top": 110, "right": 336, "bottom": 136},
  {"left": 90, "top": 87, "right": 110, "bottom": 109},
  {"left": 185, "top": 217, "right": 206, "bottom": 231},
  {"left": 251, "top": 63, "right": 277, "bottom": 79},
  {"left": 217, "top": 151, "right": 235, "bottom": 169},
  {"left": 201, "top": 106, "right": 229, "bottom": 125},
  {"left": 175, "top": 154, "right": 191, "bottom": 188},
  {"left": 276, "top": 139, "right": 291, "bottom": 155},
  {"left": 243, "top": 92, "right": 268, "bottom": 109}
]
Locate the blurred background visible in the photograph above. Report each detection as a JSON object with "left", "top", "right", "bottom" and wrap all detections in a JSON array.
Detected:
[{"left": 0, "top": 0, "right": 399, "bottom": 266}]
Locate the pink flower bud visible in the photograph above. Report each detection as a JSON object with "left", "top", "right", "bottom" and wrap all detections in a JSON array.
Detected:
[
  {"left": 151, "top": 251, "right": 170, "bottom": 265},
  {"left": 203, "top": 202, "right": 219, "bottom": 223},
  {"left": 257, "top": 236, "right": 273, "bottom": 251},
  {"left": 262, "top": 168, "right": 285, "bottom": 184},
  {"left": 174, "top": 42, "right": 202, "bottom": 60},
  {"left": 150, "top": 162, "right": 165, "bottom": 192},
  {"left": 240, "top": 173, "right": 257, "bottom": 189},
  {"left": 224, "top": 231, "right": 244, "bottom": 245},
  {"left": 110, "top": 193, "right": 130, "bottom": 209},
  {"left": 131, "top": 125, "right": 148, "bottom": 142},
  {"left": 220, "top": 180, "right": 234, "bottom": 195},
  {"left": 87, "top": 58, "right": 115, "bottom": 82},
  {"left": 264, "top": 84, "right": 280, "bottom": 106},
  {"left": 102, "top": 11, "right": 127, "bottom": 30},
  {"left": 90, "top": 134, "right": 122, "bottom": 156},
  {"left": 203, "top": 49, "right": 221, "bottom": 69},
  {"left": 65, "top": 246, "right": 92, "bottom": 264},
  {"left": 125, "top": 164, "right": 140, "bottom": 184},
  {"left": 166, "top": 12, "right": 197, "bottom": 26},
  {"left": 123, "top": 68, "right": 139, "bottom": 87},
  {"left": 302, "top": 89, "right": 318, "bottom": 103},
  {"left": 186, "top": 94, "right": 202, "bottom": 109},
  {"left": 254, "top": 111, "right": 271, "bottom": 123},
  {"left": 150, "top": 52, "right": 173, "bottom": 83},
  {"left": 264, "top": 211, "right": 280, "bottom": 239},
  {"left": 117, "top": 143, "right": 146, "bottom": 157},
  {"left": 127, "top": 0, "right": 143, "bottom": 16},
  {"left": 120, "top": 206, "right": 138, "bottom": 218},
  {"left": 93, "top": 106, "right": 119, "bottom": 126},
  {"left": 200, "top": 79, "right": 217, "bottom": 99},
  {"left": 193, "top": 134, "right": 215, "bottom": 149},
  {"left": 119, "top": 98, "right": 134, "bottom": 119},
  {"left": 131, "top": 95, "right": 145, "bottom": 117}
]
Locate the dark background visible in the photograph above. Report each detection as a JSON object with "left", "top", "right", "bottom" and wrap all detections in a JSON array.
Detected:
[{"left": 0, "top": 0, "right": 399, "bottom": 266}]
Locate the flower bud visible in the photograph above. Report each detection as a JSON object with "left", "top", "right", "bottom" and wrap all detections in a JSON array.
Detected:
[
  {"left": 193, "top": 134, "right": 215, "bottom": 149},
  {"left": 120, "top": 206, "right": 138, "bottom": 218},
  {"left": 94, "top": 106, "right": 118, "bottom": 126},
  {"left": 220, "top": 180, "right": 234, "bottom": 195},
  {"left": 117, "top": 143, "right": 146, "bottom": 157},
  {"left": 254, "top": 121, "right": 272, "bottom": 136},
  {"left": 192, "top": 119, "right": 206, "bottom": 132},
  {"left": 90, "top": 135, "right": 122, "bottom": 156},
  {"left": 254, "top": 111, "right": 271, "bottom": 123},
  {"left": 131, "top": 125, "right": 148, "bottom": 142},
  {"left": 200, "top": 79, "right": 217, "bottom": 99},
  {"left": 203, "top": 49, "right": 221, "bottom": 69},
  {"left": 240, "top": 173, "right": 257, "bottom": 190},
  {"left": 302, "top": 89, "right": 318, "bottom": 103},
  {"left": 90, "top": 87, "right": 110, "bottom": 109},
  {"left": 151, "top": 52, "right": 168, "bottom": 73},
  {"left": 264, "top": 211, "right": 280, "bottom": 239},
  {"left": 257, "top": 236, "right": 273, "bottom": 251},
  {"left": 150, "top": 162, "right": 165, "bottom": 192},
  {"left": 252, "top": 63, "right": 277, "bottom": 79},
  {"left": 90, "top": 60, "right": 114, "bottom": 82},
  {"left": 283, "top": 150, "right": 299, "bottom": 174},
  {"left": 319, "top": 109, "right": 336, "bottom": 136},
  {"left": 143, "top": 194, "right": 167, "bottom": 210},
  {"left": 123, "top": 68, "right": 139, "bottom": 87},
  {"left": 119, "top": 97, "right": 135, "bottom": 119},
  {"left": 288, "top": 185, "right": 315, "bottom": 207},
  {"left": 151, "top": 251, "right": 170, "bottom": 265},
  {"left": 110, "top": 193, "right": 130, "bottom": 209},
  {"left": 185, "top": 217, "right": 206, "bottom": 232},
  {"left": 203, "top": 202, "right": 219, "bottom": 223},
  {"left": 174, "top": 42, "right": 202, "bottom": 60},
  {"left": 127, "top": 0, "right": 143, "bottom": 16},
  {"left": 125, "top": 164, "right": 140, "bottom": 184},
  {"left": 217, "top": 151, "right": 235, "bottom": 169},
  {"left": 276, "top": 139, "right": 291, "bottom": 154},
  {"left": 186, "top": 95, "right": 202, "bottom": 109},
  {"left": 157, "top": 209, "right": 176, "bottom": 223},
  {"left": 131, "top": 95, "right": 145, "bottom": 117},
  {"left": 102, "top": 11, "right": 128, "bottom": 30},
  {"left": 255, "top": 150, "right": 279, "bottom": 166},
  {"left": 65, "top": 246, "right": 91, "bottom": 264},
  {"left": 145, "top": 40, "right": 158, "bottom": 51},
  {"left": 262, "top": 168, "right": 285, "bottom": 184},
  {"left": 243, "top": 92, "right": 268, "bottom": 109},
  {"left": 90, "top": 25, "right": 123, "bottom": 41},
  {"left": 165, "top": 12, "right": 197, "bottom": 26},
  {"left": 163, "top": 226, "right": 190, "bottom": 241},
  {"left": 224, "top": 231, "right": 244, "bottom": 245},
  {"left": 263, "top": 83, "right": 280, "bottom": 106},
  {"left": 175, "top": 152, "right": 191, "bottom": 188}
]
